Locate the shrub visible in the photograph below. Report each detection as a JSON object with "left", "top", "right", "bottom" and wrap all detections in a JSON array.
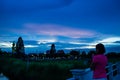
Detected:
[{"left": 0, "top": 56, "right": 89, "bottom": 80}]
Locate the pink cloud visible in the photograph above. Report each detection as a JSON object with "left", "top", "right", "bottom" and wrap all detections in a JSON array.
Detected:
[
  {"left": 10, "top": 23, "right": 97, "bottom": 38},
  {"left": 24, "top": 23, "right": 97, "bottom": 38}
]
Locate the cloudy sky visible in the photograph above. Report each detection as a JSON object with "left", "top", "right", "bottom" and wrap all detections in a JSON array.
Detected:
[{"left": 0, "top": 0, "right": 120, "bottom": 53}]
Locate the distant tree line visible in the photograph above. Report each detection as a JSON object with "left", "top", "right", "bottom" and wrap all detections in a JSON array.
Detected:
[
  {"left": 0, "top": 37, "right": 120, "bottom": 60},
  {"left": 1, "top": 49, "right": 120, "bottom": 61}
]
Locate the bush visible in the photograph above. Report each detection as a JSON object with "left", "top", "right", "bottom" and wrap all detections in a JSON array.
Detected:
[{"left": 0, "top": 56, "right": 89, "bottom": 80}]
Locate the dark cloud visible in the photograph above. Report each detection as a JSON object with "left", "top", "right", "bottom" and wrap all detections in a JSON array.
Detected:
[
  {"left": 114, "top": 41, "right": 120, "bottom": 43},
  {"left": 2, "top": 0, "right": 74, "bottom": 13}
]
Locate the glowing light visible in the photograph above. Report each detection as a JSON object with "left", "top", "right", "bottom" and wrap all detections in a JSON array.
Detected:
[
  {"left": 0, "top": 41, "right": 12, "bottom": 48},
  {"left": 37, "top": 39, "right": 57, "bottom": 44},
  {"left": 99, "top": 37, "right": 120, "bottom": 43},
  {"left": 80, "top": 45, "right": 95, "bottom": 49},
  {"left": 68, "top": 42, "right": 89, "bottom": 45},
  {"left": 25, "top": 45, "right": 38, "bottom": 48}
]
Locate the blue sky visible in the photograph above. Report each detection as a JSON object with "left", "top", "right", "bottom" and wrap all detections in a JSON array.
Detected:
[{"left": 0, "top": 0, "right": 120, "bottom": 53}]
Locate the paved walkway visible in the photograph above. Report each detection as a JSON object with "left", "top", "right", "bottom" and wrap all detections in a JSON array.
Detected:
[{"left": 0, "top": 73, "right": 9, "bottom": 80}]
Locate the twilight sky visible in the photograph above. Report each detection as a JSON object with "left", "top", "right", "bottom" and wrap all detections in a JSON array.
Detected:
[{"left": 0, "top": 0, "right": 120, "bottom": 53}]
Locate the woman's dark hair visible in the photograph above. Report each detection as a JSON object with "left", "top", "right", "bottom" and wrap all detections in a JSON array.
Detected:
[{"left": 96, "top": 43, "right": 105, "bottom": 54}]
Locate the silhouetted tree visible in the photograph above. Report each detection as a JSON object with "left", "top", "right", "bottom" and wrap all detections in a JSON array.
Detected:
[
  {"left": 81, "top": 51, "right": 87, "bottom": 59},
  {"left": 87, "top": 50, "right": 96, "bottom": 58},
  {"left": 12, "top": 41, "right": 16, "bottom": 54},
  {"left": 0, "top": 48, "right": 2, "bottom": 55},
  {"left": 50, "top": 44, "right": 56, "bottom": 58},
  {"left": 46, "top": 50, "right": 50, "bottom": 58},
  {"left": 86, "top": 50, "right": 96, "bottom": 65},
  {"left": 0, "top": 49, "right": 7, "bottom": 56},
  {"left": 38, "top": 53, "right": 45, "bottom": 59},
  {"left": 106, "top": 52, "right": 117, "bottom": 58},
  {"left": 117, "top": 53, "right": 120, "bottom": 58},
  {"left": 16, "top": 37, "right": 25, "bottom": 58},
  {"left": 57, "top": 50, "right": 65, "bottom": 57},
  {"left": 70, "top": 50, "right": 79, "bottom": 59}
]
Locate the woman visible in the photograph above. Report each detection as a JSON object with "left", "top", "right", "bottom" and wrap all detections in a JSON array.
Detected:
[{"left": 91, "top": 43, "right": 108, "bottom": 80}]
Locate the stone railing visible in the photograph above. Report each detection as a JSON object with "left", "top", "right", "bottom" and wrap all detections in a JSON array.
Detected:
[{"left": 67, "top": 62, "right": 120, "bottom": 80}]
